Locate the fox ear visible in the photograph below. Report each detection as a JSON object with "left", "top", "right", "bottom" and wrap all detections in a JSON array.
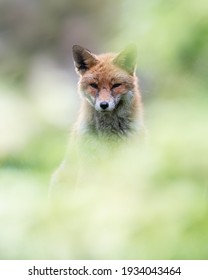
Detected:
[
  {"left": 113, "top": 45, "right": 137, "bottom": 75},
  {"left": 72, "top": 45, "right": 98, "bottom": 75}
]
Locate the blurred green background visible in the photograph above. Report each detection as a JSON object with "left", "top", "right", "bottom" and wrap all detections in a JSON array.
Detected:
[{"left": 0, "top": 0, "right": 208, "bottom": 259}]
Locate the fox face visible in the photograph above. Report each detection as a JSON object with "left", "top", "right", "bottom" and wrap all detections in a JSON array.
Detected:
[{"left": 72, "top": 45, "right": 137, "bottom": 112}]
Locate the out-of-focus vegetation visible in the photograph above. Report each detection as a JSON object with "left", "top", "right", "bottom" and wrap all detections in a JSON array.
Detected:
[{"left": 0, "top": 0, "right": 208, "bottom": 259}]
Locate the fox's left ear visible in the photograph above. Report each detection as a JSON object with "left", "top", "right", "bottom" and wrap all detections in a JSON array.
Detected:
[{"left": 113, "top": 44, "right": 137, "bottom": 75}]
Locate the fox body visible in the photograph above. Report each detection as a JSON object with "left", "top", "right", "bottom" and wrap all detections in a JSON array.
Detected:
[
  {"left": 50, "top": 46, "right": 144, "bottom": 193},
  {"left": 72, "top": 45, "right": 144, "bottom": 139}
]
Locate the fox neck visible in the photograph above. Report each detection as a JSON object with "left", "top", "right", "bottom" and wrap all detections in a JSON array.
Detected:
[{"left": 77, "top": 92, "right": 141, "bottom": 138}]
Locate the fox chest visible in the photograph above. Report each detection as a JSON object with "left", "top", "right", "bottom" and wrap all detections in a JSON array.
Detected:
[{"left": 90, "top": 111, "right": 133, "bottom": 136}]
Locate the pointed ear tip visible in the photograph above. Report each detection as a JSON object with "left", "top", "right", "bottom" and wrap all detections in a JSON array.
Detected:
[
  {"left": 72, "top": 45, "right": 81, "bottom": 52},
  {"left": 118, "top": 44, "right": 137, "bottom": 58}
]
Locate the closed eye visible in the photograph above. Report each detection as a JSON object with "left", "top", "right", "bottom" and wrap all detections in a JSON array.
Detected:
[
  {"left": 112, "top": 83, "right": 122, "bottom": 89},
  {"left": 89, "top": 83, "right": 98, "bottom": 89}
]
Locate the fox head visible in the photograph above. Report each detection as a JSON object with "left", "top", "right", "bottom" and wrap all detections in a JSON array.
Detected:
[{"left": 72, "top": 45, "right": 137, "bottom": 112}]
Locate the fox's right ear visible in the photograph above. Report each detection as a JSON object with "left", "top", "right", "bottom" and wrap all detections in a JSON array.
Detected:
[
  {"left": 113, "top": 44, "right": 137, "bottom": 75},
  {"left": 72, "top": 45, "right": 98, "bottom": 75}
]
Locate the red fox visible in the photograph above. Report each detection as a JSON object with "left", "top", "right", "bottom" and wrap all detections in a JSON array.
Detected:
[
  {"left": 72, "top": 45, "right": 144, "bottom": 139},
  {"left": 49, "top": 45, "right": 145, "bottom": 194}
]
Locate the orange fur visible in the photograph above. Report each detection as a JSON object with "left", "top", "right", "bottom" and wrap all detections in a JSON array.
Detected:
[{"left": 72, "top": 45, "right": 144, "bottom": 139}]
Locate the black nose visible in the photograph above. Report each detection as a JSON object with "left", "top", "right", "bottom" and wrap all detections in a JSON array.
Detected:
[{"left": 100, "top": 101, "right": 109, "bottom": 110}]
